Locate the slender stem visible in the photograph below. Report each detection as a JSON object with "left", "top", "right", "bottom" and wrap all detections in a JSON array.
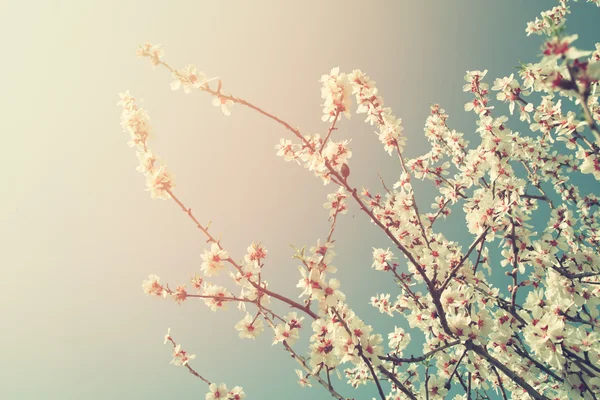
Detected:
[
  {"left": 261, "top": 314, "right": 349, "bottom": 400},
  {"left": 331, "top": 308, "right": 387, "bottom": 400},
  {"left": 381, "top": 340, "right": 461, "bottom": 364},
  {"left": 521, "top": 193, "right": 548, "bottom": 201},
  {"left": 511, "top": 340, "right": 564, "bottom": 383},
  {"left": 438, "top": 229, "right": 489, "bottom": 293},
  {"left": 166, "top": 188, "right": 318, "bottom": 320},
  {"left": 166, "top": 338, "right": 212, "bottom": 385},
  {"left": 425, "top": 364, "right": 430, "bottom": 400},
  {"left": 186, "top": 294, "right": 254, "bottom": 303},
  {"left": 509, "top": 217, "right": 519, "bottom": 313},
  {"left": 445, "top": 348, "right": 467, "bottom": 390},
  {"left": 377, "top": 366, "right": 417, "bottom": 400},
  {"left": 467, "top": 342, "right": 549, "bottom": 400},
  {"left": 320, "top": 112, "right": 340, "bottom": 152},
  {"left": 579, "top": 92, "right": 600, "bottom": 143},
  {"left": 491, "top": 366, "right": 508, "bottom": 400}
]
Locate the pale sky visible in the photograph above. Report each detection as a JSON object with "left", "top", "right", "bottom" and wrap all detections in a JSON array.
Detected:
[{"left": 2, "top": 1, "right": 599, "bottom": 399}]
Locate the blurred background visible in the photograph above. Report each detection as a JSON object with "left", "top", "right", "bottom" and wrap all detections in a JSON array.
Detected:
[{"left": 2, "top": 1, "right": 599, "bottom": 399}]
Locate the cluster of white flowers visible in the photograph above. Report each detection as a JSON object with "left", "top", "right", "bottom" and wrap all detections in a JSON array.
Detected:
[
  {"left": 170, "top": 343, "right": 196, "bottom": 366},
  {"left": 323, "top": 187, "right": 348, "bottom": 217},
  {"left": 137, "top": 43, "right": 231, "bottom": 115},
  {"left": 200, "top": 243, "right": 229, "bottom": 277},
  {"left": 141, "top": 274, "right": 167, "bottom": 298},
  {"left": 205, "top": 382, "right": 245, "bottom": 400},
  {"left": 119, "top": 92, "right": 175, "bottom": 200},
  {"left": 492, "top": 74, "right": 528, "bottom": 115},
  {"left": 202, "top": 284, "right": 234, "bottom": 312},
  {"left": 170, "top": 64, "right": 207, "bottom": 94},
  {"left": 371, "top": 248, "right": 395, "bottom": 271},
  {"left": 370, "top": 293, "right": 397, "bottom": 316},
  {"left": 234, "top": 313, "right": 265, "bottom": 339},
  {"left": 243, "top": 242, "right": 267, "bottom": 267},
  {"left": 273, "top": 134, "right": 328, "bottom": 183},
  {"left": 350, "top": 69, "right": 407, "bottom": 155},
  {"left": 526, "top": 1, "right": 570, "bottom": 36},
  {"left": 320, "top": 67, "right": 352, "bottom": 122},
  {"left": 387, "top": 326, "right": 410, "bottom": 353},
  {"left": 136, "top": 42, "right": 164, "bottom": 67},
  {"left": 295, "top": 242, "right": 345, "bottom": 310},
  {"left": 274, "top": 68, "right": 408, "bottom": 184},
  {"left": 272, "top": 312, "right": 304, "bottom": 346},
  {"left": 307, "top": 307, "right": 384, "bottom": 371}
]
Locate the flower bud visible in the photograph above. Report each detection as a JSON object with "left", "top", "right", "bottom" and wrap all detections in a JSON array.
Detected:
[{"left": 341, "top": 163, "right": 350, "bottom": 180}]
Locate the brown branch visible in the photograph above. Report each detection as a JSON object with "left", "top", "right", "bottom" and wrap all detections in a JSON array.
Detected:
[
  {"left": 377, "top": 365, "right": 417, "bottom": 400},
  {"left": 466, "top": 341, "right": 549, "bottom": 400},
  {"left": 186, "top": 294, "right": 254, "bottom": 303},
  {"left": 521, "top": 193, "right": 549, "bottom": 201},
  {"left": 166, "top": 188, "right": 318, "bottom": 320},
  {"left": 155, "top": 58, "right": 435, "bottom": 300},
  {"left": 166, "top": 337, "right": 211, "bottom": 385},
  {"left": 491, "top": 366, "right": 508, "bottom": 400},
  {"left": 438, "top": 228, "right": 489, "bottom": 294},
  {"left": 579, "top": 92, "right": 600, "bottom": 143},
  {"left": 381, "top": 340, "right": 461, "bottom": 364},
  {"left": 261, "top": 314, "right": 349, "bottom": 400},
  {"left": 320, "top": 112, "right": 340, "bottom": 152},
  {"left": 444, "top": 348, "right": 467, "bottom": 390},
  {"left": 331, "top": 308, "right": 387, "bottom": 400},
  {"left": 509, "top": 217, "right": 519, "bottom": 313},
  {"left": 511, "top": 340, "right": 564, "bottom": 383}
]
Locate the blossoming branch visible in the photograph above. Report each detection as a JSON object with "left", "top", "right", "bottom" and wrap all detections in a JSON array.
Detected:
[{"left": 120, "top": 1, "right": 600, "bottom": 399}]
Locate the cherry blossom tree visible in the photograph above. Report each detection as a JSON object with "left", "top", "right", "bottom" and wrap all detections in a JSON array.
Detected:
[{"left": 120, "top": 1, "right": 600, "bottom": 399}]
